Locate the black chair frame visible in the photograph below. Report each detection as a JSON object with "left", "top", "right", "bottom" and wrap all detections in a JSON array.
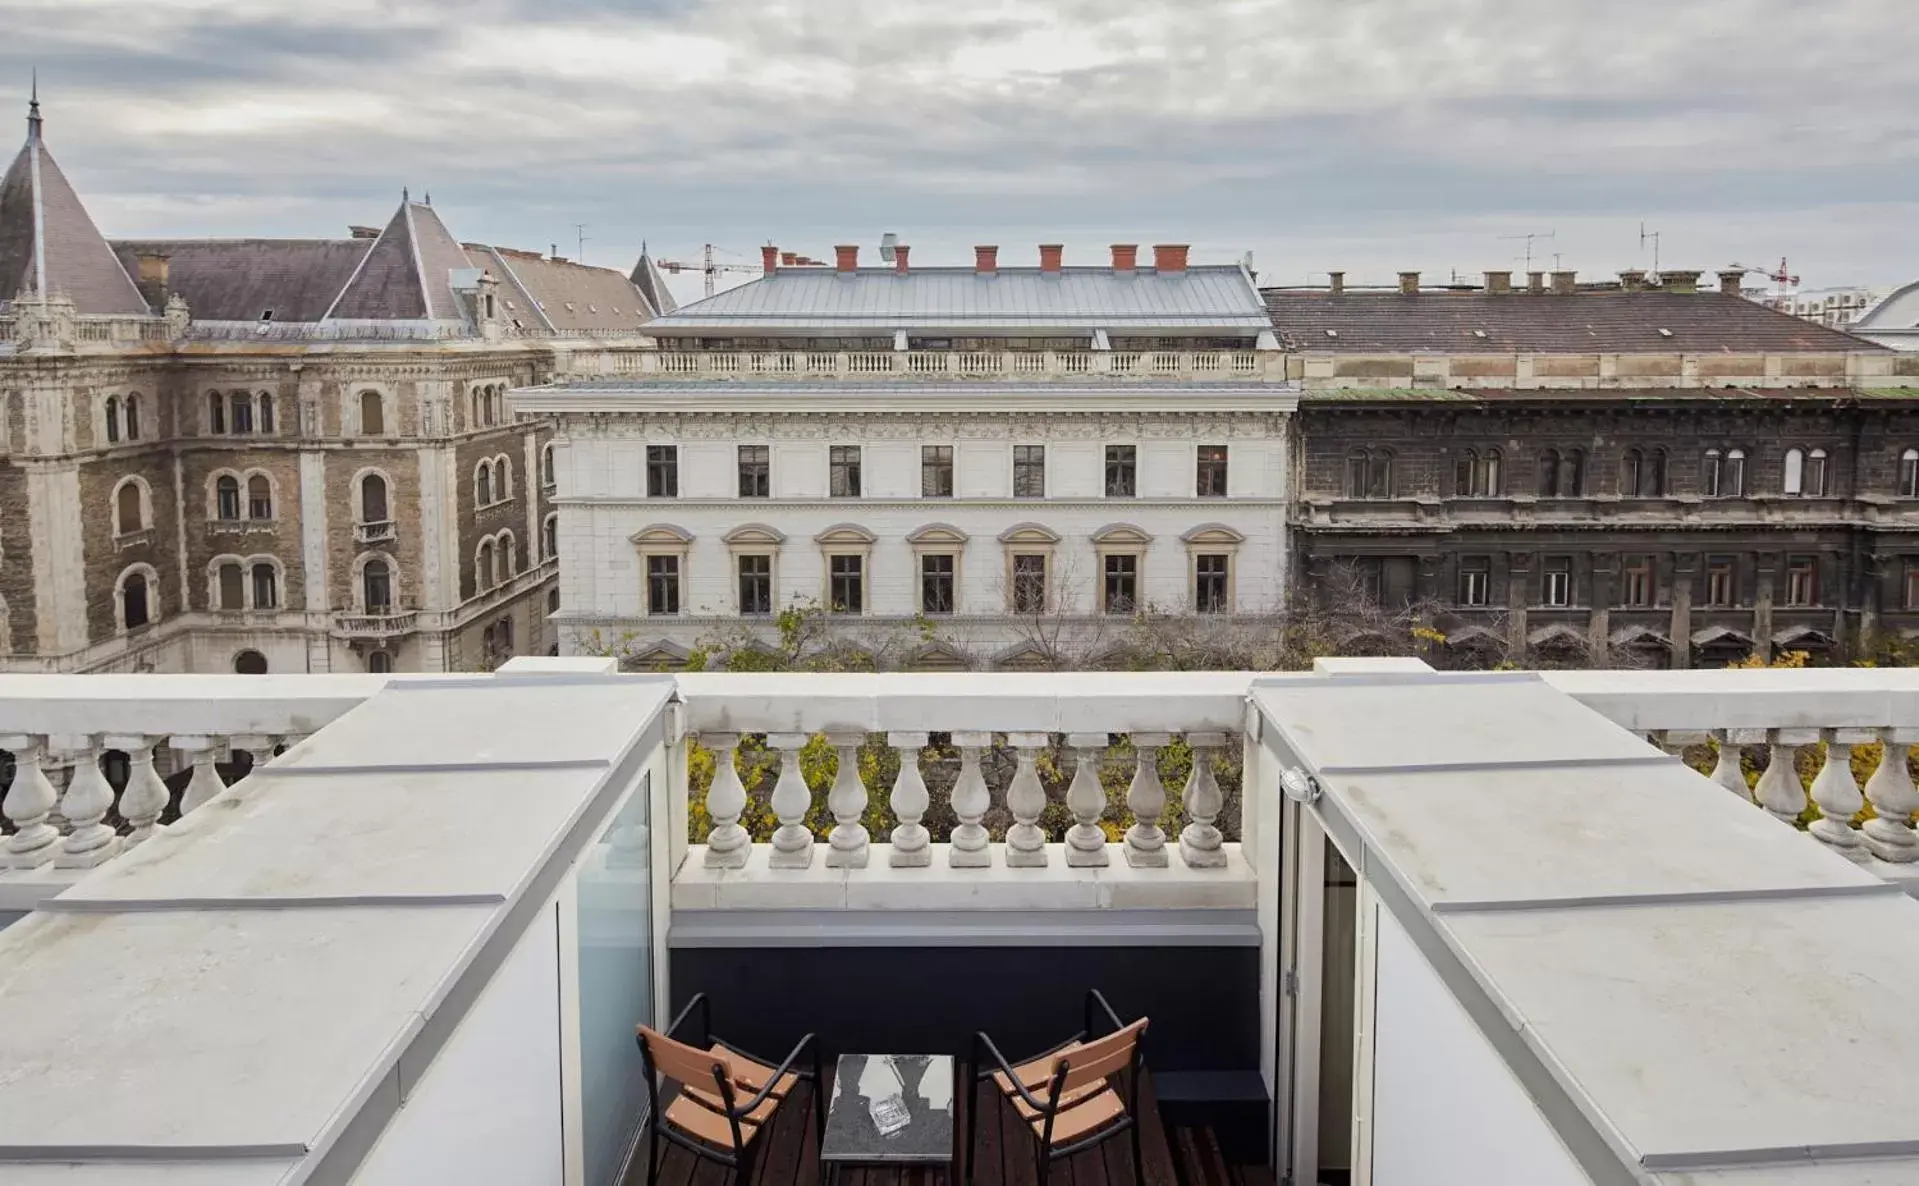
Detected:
[
  {"left": 636, "top": 992, "right": 824, "bottom": 1186},
  {"left": 965, "top": 989, "right": 1147, "bottom": 1186}
]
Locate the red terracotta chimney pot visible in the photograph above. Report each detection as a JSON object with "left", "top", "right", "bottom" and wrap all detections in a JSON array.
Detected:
[
  {"left": 761, "top": 245, "right": 779, "bottom": 276},
  {"left": 1111, "top": 244, "right": 1139, "bottom": 273},
  {"left": 975, "top": 245, "right": 998, "bottom": 274},
  {"left": 1039, "top": 244, "right": 1064, "bottom": 273},
  {"left": 1153, "top": 244, "right": 1189, "bottom": 273},
  {"left": 835, "top": 245, "right": 858, "bottom": 272}
]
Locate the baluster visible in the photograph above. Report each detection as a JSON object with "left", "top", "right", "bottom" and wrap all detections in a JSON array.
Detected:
[
  {"left": 888, "top": 732, "right": 931, "bottom": 868},
  {"left": 825, "top": 732, "right": 870, "bottom": 869},
  {"left": 1807, "top": 730, "right": 1868, "bottom": 859},
  {"left": 766, "top": 733, "right": 815, "bottom": 869},
  {"left": 1863, "top": 729, "right": 1919, "bottom": 863},
  {"left": 108, "top": 734, "right": 169, "bottom": 847},
  {"left": 1004, "top": 732, "right": 1050, "bottom": 868},
  {"left": 948, "top": 731, "right": 992, "bottom": 868},
  {"left": 1178, "top": 732, "right": 1229, "bottom": 869},
  {"left": 54, "top": 736, "right": 122, "bottom": 869},
  {"left": 233, "top": 734, "right": 278, "bottom": 782},
  {"left": 1124, "top": 732, "right": 1172, "bottom": 868},
  {"left": 701, "top": 733, "right": 749, "bottom": 869},
  {"left": 0, "top": 735, "right": 62, "bottom": 868},
  {"left": 1752, "top": 728, "right": 1817, "bottom": 827},
  {"left": 173, "top": 736, "right": 227, "bottom": 814},
  {"left": 1710, "top": 730, "right": 1752, "bottom": 799},
  {"left": 1064, "top": 733, "right": 1109, "bottom": 868}
]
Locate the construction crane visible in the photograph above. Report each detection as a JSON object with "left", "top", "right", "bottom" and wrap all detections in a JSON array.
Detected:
[
  {"left": 1727, "top": 258, "right": 1801, "bottom": 301},
  {"left": 654, "top": 245, "right": 760, "bottom": 298}
]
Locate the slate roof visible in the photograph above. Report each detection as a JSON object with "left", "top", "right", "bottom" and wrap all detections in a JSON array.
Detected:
[
  {"left": 631, "top": 248, "right": 678, "bottom": 316},
  {"left": 1298, "top": 386, "right": 1919, "bottom": 405},
  {"left": 0, "top": 112, "right": 149, "bottom": 315},
  {"left": 1263, "top": 288, "right": 1880, "bottom": 354},
  {"left": 472, "top": 245, "right": 656, "bottom": 333},
  {"left": 111, "top": 239, "right": 369, "bottom": 322},
  {"left": 647, "top": 264, "right": 1271, "bottom": 335}
]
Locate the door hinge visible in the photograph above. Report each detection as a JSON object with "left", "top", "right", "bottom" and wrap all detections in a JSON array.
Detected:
[{"left": 1283, "top": 968, "right": 1299, "bottom": 998}]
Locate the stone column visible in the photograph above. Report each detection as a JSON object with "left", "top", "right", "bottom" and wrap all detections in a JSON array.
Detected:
[{"left": 1668, "top": 552, "right": 1696, "bottom": 670}]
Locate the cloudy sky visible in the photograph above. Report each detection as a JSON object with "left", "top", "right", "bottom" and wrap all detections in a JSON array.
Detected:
[{"left": 4, "top": 0, "right": 1916, "bottom": 302}]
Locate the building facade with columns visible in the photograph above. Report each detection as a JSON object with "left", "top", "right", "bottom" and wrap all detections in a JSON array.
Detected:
[
  {"left": 515, "top": 242, "right": 1297, "bottom": 669},
  {"left": 1271, "top": 266, "right": 1919, "bottom": 667},
  {"left": 0, "top": 99, "right": 664, "bottom": 674}
]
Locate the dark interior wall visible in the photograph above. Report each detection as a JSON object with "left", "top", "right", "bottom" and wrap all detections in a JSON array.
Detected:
[{"left": 669, "top": 944, "right": 1260, "bottom": 1075}]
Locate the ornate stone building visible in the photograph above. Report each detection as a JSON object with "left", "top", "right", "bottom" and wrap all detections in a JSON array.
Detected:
[
  {"left": 515, "top": 242, "right": 1294, "bottom": 669},
  {"left": 0, "top": 99, "right": 661, "bottom": 673},
  {"left": 1270, "top": 268, "right": 1919, "bottom": 666}
]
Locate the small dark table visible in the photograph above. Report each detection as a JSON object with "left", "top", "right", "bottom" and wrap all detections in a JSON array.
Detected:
[{"left": 820, "top": 1053, "right": 956, "bottom": 1184}]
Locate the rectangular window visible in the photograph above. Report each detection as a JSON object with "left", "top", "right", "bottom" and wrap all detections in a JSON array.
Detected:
[
  {"left": 829, "top": 554, "right": 864, "bottom": 613},
  {"left": 1459, "top": 557, "right": 1490, "bottom": 607},
  {"left": 1902, "top": 451, "right": 1919, "bottom": 499},
  {"left": 1105, "top": 445, "right": 1136, "bottom": 497},
  {"left": 1785, "top": 556, "right": 1819, "bottom": 607},
  {"left": 252, "top": 565, "right": 278, "bottom": 610},
  {"left": 1703, "top": 452, "right": 1723, "bottom": 498},
  {"left": 218, "top": 563, "right": 244, "bottom": 611},
  {"left": 921, "top": 445, "right": 954, "bottom": 498},
  {"left": 830, "top": 446, "right": 862, "bottom": 498},
  {"left": 1012, "top": 554, "right": 1047, "bottom": 613},
  {"left": 646, "top": 555, "right": 680, "bottom": 615},
  {"left": 230, "top": 397, "right": 253, "bottom": 435},
  {"left": 737, "top": 554, "right": 771, "bottom": 615},
  {"left": 646, "top": 446, "right": 678, "bottom": 498},
  {"left": 737, "top": 445, "right": 769, "bottom": 498},
  {"left": 1706, "top": 557, "right": 1737, "bottom": 607},
  {"left": 1103, "top": 554, "right": 1138, "bottom": 614},
  {"left": 1196, "top": 445, "right": 1229, "bottom": 497},
  {"left": 1906, "top": 561, "right": 1919, "bottom": 610},
  {"left": 1013, "top": 445, "right": 1046, "bottom": 498},
  {"left": 1541, "top": 558, "right": 1572, "bottom": 607},
  {"left": 1622, "top": 558, "right": 1654, "bottom": 608},
  {"left": 920, "top": 553, "right": 955, "bottom": 615},
  {"left": 1195, "top": 554, "right": 1230, "bottom": 614}
]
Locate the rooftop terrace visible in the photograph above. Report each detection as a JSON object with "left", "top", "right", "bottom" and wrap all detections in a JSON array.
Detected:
[{"left": 1, "top": 661, "right": 1918, "bottom": 1185}]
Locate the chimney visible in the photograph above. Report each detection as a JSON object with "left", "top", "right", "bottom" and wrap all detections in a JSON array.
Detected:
[
  {"left": 761, "top": 245, "right": 779, "bottom": 276},
  {"left": 134, "top": 252, "right": 171, "bottom": 311},
  {"left": 835, "top": 244, "right": 859, "bottom": 272},
  {"left": 1111, "top": 244, "right": 1138, "bottom": 273},
  {"left": 1153, "top": 244, "right": 1189, "bottom": 273},
  {"left": 1659, "top": 269, "right": 1701, "bottom": 294},
  {"left": 894, "top": 244, "right": 910, "bottom": 275},
  {"left": 1618, "top": 268, "right": 1647, "bottom": 292},
  {"left": 348, "top": 225, "right": 381, "bottom": 240},
  {"left": 1328, "top": 271, "right": 1345, "bottom": 295},
  {"left": 975, "top": 245, "right": 998, "bottom": 274},
  {"left": 1527, "top": 271, "right": 1546, "bottom": 294},
  {"left": 1398, "top": 271, "right": 1420, "bottom": 295},
  {"left": 1551, "top": 270, "right": 1577, "bottom": 295},
  {"left": 1039, "top": 244, "right": 1064, "bottom": 273},
  {"left": 1484, "top": 270, "right": 1512, "bottom": 294},
  {"left": 1717, "top": 268, "right": 1745, "bottom": 296}
]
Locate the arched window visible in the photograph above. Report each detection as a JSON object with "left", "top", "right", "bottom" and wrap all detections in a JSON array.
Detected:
[
  {"left": 542, "top": 443, "right": 556, "bottom": 490},
  {"left": 1805, "top": 448, "right": 1829, "bottom": 497},
  {"left": 1703, "top": 448, "right": 1723, "bottom": 497},
  {"left": 217, "top": 561, "right": 244, "bottom": 610},
  {"left": 215, "top": 475, "right": 241, "bottom": 521},
  {"left": 496, "top": 615, "right": 514, "bottom": 656},
  {"left": 495, "top": 456, "right": 512, "bottom": 501},
  {"left": 499, "top": 532, "right": 517, "bottom": 576},
  {"left": 1726, "top": 448, "right": 1747, "bottom": 497},
  {"left": 247, "top": 474, "right": 272, "bottom": 519},
  {"left": 361, "top": 473, "right": 389, "bottom": 523},
  {"left": 105, "top": 396, "right": 120, "bottom": 444},
  {"left": 476, "top": 461, "right": 493, "bottom": 506},
  {"left": 207, "top": 391, "right": 225, "bottom": 435},
  {"left": 257, "top": 393, "right": 274, "bottom": 435},
  {"left": 1454, "top": 448, "right": 1501, "bottom": 497},
  {"left": 359, "top": 390, "right": 384, "bottom": 436},
  {"left": 363, "top": 557, "right": 393, "bottom": 613},
  {"left": 233, "top": 650, "right": 268, "bottom": 675},
  {"left": 470, "top": 388, "right": 483, "bottom": 428},
  {"left": 251, "top": 562, "right": 278, "bottom": 609},
  {"left": 122, "top": 570, "right": 151, "bottom": 629},
  {"left": 1621, "top": 449, "right": 1665, "bottom": 498},
  {"left": 490, "top": 385, "right": 503, "bottom": 426},
  {"left": 367, "top": 650, "right": 393, "bottom": 674},
  {"left": 1561, "top": 449, "right": 1583, "bottom": 496},
  {"left": 124, "top": 393, "right": 140, "bottom": 441},
  {"left": 114, "top": 480, "right": 144, "bottom": 535},
  {"left": 1902, "top": 449, "right": 1919, "bottom": 499},
  {"left": 1783, "top": 447, "right": 1804, "bottom": 495},
  {"left": 229, "top": 391, "right": 254, "bottom": 434},
  {"left": 1347, "top": 449, "right": 1394, "bottom": 499},
  {"left": 543, "top": 514, "right": 558, "bottom": 562},
  {"left": 478, "top": 540, "right": 497, "bottom": 589}
]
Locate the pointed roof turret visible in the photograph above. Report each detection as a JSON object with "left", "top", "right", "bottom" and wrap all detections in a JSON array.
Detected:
[
  {"left": 630, "top": 244, "right": 676, "bottom": 317},
  {"left": 0, "top": 89, "right": 147, "bottom": 313},
  {"left": 323, "top": 195, "right": 469, "bottom": 321}
]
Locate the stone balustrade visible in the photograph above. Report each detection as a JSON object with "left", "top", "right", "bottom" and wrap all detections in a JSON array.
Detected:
[
  {"left": 667, "top": 673, "right": 1257, "bottom": 907},
  {"left": 1543, "top": 668, "right": 1919, "bottom": 883},
  {"left": 643, "top": 348, "right": 1282, "bottom": 381}
]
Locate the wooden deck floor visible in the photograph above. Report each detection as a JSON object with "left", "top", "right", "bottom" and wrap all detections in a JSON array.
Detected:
[{"left": 627, "top": 1065, "right": 1272, "bottom": 1186}]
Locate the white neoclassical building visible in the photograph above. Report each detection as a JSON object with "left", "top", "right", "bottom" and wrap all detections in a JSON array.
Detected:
[{"left": 513, "top": 242, "right": 1298, "bottom": 667}]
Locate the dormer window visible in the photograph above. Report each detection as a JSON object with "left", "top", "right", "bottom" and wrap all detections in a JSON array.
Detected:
[
  {"left": 588, "top": 305, "right": 598, "bottom": 313},
  {"left": 1325, "top": 329, "right": 1339, "bottom": 339},
  {"left": 1658, "top": 327, "right": 1674, "bottom": 338},
  {"left": 259, "top": 309, "right": 274, "bottom": 322},
  {"left": 1471, "top": 329, "right": 1488, "bottom": 339}
]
